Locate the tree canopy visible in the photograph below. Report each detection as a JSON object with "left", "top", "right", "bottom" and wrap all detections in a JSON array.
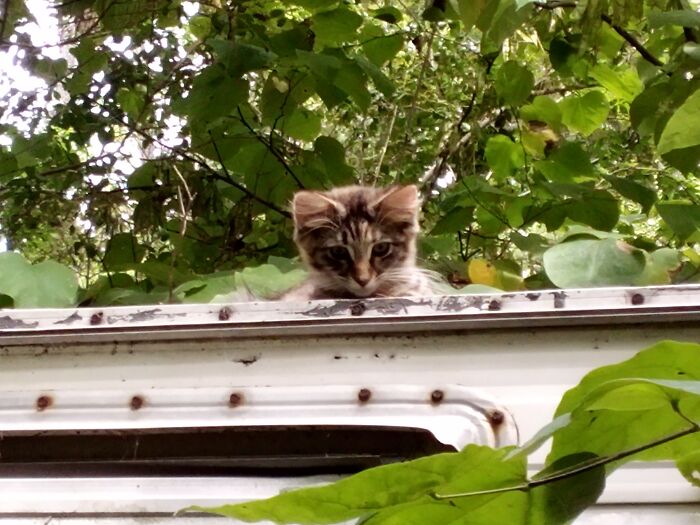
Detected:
[{"left": 1, "top": 0, "right": 700, "bottom": 307}]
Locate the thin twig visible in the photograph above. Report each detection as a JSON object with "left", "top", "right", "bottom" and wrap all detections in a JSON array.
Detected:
[
  {"left": 373, "top": 104, "right": 398, "bottom": 183},
  {"left": 534, "top": 1, "right": 665, "bottom": 68},
  {"left": 92, "top": 100, "right": 291, "bottom": 218},
  {"left": 404, "top": 26, "right": 436, "bottom": 141},
  {"left": 167, "top": 165, "right": 195, "bottom": 303},
  {"left": 236, "top": 107, "right": 304, "bottom": 189},
  {"left": 435, "top": 421, "right": 699, "bottom": 500},
  {"left": 600, "top": 14, "right": 665, "bottom": 68}
]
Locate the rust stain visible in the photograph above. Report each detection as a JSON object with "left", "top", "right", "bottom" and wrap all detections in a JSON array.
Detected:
[
  {"left": 36, "top": 395, "right": 53, "bottom": 411},
  {"left": 229, "top": 392, "right": 244, "bottom": 407},
  {"left": 487, "top": 409, "right": 505, "bottom": 427},
  {"left": 129, "top": 395, "right": 145, "bottom": 411},
  {"left": 219, "top": 307, "right": 233, "bottom": 321},
  {"left": 357, "top": 388, "right": 372, "bottom": 403},
  {"left": 631, "top": 293, "right": 645, "bottom": 305},
  {"left": 430, "top": 389, "right": 444, "bottom": 404}
]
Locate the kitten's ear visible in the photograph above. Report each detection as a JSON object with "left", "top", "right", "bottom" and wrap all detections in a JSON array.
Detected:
[
  {"left": 373, "top": 185, "right": 420, "bottom": 224},
  {"left": 292, "top": 191, "right": 340, "bottom": 229}
]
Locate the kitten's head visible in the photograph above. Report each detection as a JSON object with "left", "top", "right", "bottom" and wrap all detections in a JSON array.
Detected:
[{"left": 292, "top": 185, "right": 421, "bottom": 298}]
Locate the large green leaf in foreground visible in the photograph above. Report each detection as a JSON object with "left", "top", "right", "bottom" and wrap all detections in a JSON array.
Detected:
[
  {"left": 188, "top": 340, "right": 700, "bottom": 524},
  {"left": 548, "top": 340, "right": 700, "bottom": 465},
  {"left": 191, "top": 444, "right": 604, "bottom": 525}
]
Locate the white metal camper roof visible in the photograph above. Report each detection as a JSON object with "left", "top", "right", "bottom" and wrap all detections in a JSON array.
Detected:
[{"left": 1, "top": 285, "right": 699, "bottom": 523}]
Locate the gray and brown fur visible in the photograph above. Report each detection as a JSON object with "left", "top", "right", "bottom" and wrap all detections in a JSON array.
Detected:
[{"left": 282, "top": 185, "right": 434, "bottom": 300}]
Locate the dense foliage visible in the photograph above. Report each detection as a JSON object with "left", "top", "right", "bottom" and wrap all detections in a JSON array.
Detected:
[
  {"left": 1, "top": 0, "right": 700, "bottom": 306},
  {"left": 186, "top": 340, "right": 700, "bottom": 524}
]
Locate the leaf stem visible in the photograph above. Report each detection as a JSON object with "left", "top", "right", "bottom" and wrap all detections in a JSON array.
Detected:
[{"left": 433, "top": 423, "right": 700, "bottom": 499}]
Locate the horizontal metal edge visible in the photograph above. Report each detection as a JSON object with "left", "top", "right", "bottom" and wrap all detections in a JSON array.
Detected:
[
  {"left": 2, "top": 285, "right": 700, "bottom": 345},
  {"left": 2, "top": 307, "right": 700, "bottom": 346}
]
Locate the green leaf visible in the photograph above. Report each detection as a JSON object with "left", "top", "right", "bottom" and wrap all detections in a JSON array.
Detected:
[
  {"left": 630, "top": 82, "right": 673, "bottom": 138},
  {"left": 174, "top": 64, "right": 248, "bottom": 122},
  {"left": 208, "top": 40, "right": 276, "bottom": 76},
  {"left": 635, "top": 248, "right": 681, "bottom": 286},
  {"left": 676, "top": 450, "right": 700, "bottom": 487},
  {"left": 0, "top": 252, "right": 78, "bottom": 308},
  {"left": 494, "top": 60, "right": 534, "bottom": 106},
  {"left": 283, "top": 0, "right": 339, "bottom": 9},
  {"left": 355, "top": 56, "right": 395, "bottom": 97},
  {"left": 66, "top": 39, "right": 108, "bottom": 95},
  {"left": 311, "top": 8, "right": 363, "bottom": 46},
  {"left": 585, "top": 383, "right": 670, "bottom": 412},
  {"left": 605, "top": 176, "right": 657, "bottom": 214},
  {"left": 485, "top": 134, "right": 524, "bottom": 180},
  {"left": 648, "top": 9, "right": 700, "bottom": 29},
  {"left": 116, "top": 86, "right": 145, "bottom": 120},
  {"left": 334, "top": 61, "right": 371, "bottom": 110},
  {"left": 560, "top": 91, "right": 609, "bottom": 136},
  {"left": 527, "top": 452, "right": 606, "bottom": 525},
  {"left": 370, "top": 7, "right": 403, "bottom": 24},
  {"left": 453, "top": 0, "right": 486, "bottom": 30},
  {"left": 190, "top": 445, "right": 526, "bottom": 523},
  {"left": 656, "top": 200, "right": 700, "bottom": 241},
  {"left": 566, "top": 189, "right": 619, "bottom": 231},
  {"left": 279, "top": 108, "right": 322, "bottom": 142},
  {"left": 588, "top": 64, "right": 642, "bottom": 103},
  {"left": 314, "top": 136, "right": 355, "bottom": 185},
  {"left": 362, "top": 33, "right": 404, "bottom": 66},
  {"left": 657, "top": 88, "right": 700, "bottom": 155},
  {"left": 189, "top": 15, "right": 212, "bottom": 39},
  {"left": 549, "top": 340, "right": 700, "bottom": 465},
  {"left": 520, "top": 95, "right": 562, "bottom": 130},
  {"left": 103, "top": 233, "right": 146, "bottom": 271},
  {"left": 535, "top": 142, "right": 594, "bottom": 183},
  {"left": 33, "top": 58, "right": 68, "bottom": 82},
  {"left": 431, "top": 206, "right": 474, "bottom": 234},
  {"left": 543, "top": 238, "right": 646, "bottom": 288}
]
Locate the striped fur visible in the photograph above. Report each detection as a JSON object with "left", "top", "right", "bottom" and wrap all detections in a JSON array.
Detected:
[{"left": 283, "top": 185, "right": 434, "bottom": 300}]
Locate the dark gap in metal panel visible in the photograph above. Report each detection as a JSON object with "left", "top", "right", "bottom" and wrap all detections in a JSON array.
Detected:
[{"left": 0, "top": 425, "right": 455, "bottom": 477}]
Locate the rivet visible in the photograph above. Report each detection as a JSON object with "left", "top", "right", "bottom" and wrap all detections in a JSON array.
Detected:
[
  {"left": 218, "top": 307, "right": 232, "bottom": 321},
  {"left": 431, "top": 389, "right": 444, "bottom": 404},
  {"left": 90, "top": 312, "right": 104, "bottom": 325},
  {"left": 631, "top": 293, "right": 645, "bottom": 305},
  {"left": 229, "top": 392, "right": 243, "bottom": 407},
  {"left": 358, "top": 388, "right": 372, "bottom": 403},
  {"left": 350, "top": 302, "right": 366, "bottom": 316},
  {"left": 488, "top": 409, "right": 505, "bottom": 426},
  {"left": 129, "top": 395, "right": 144, "bottom": 410},
  {"left": 36, "top": 395, "right": 52, "bottom": 411}
]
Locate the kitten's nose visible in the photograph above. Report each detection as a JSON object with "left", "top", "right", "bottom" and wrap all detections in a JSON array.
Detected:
[
  {"left": 353, "top": 274, "right": 371, "bottom": 286},
  {"left": 352, "top": 263, "right": 372, "bottom": 287}
]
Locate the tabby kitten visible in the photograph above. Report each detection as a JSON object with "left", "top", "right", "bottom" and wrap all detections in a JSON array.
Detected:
[{"left": 282, "top": 184, "right": 433, "bottom": 300}]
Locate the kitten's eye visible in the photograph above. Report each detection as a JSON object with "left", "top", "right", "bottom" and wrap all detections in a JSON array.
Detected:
[
  {"left": 372, "top": 242, "right": 392, "bottom": 257},
  {"left": 328, "top": 246, "right": 350, "bottom": 260}
]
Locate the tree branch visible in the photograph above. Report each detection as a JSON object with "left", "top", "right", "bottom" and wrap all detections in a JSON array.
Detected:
[
  {"left": 600, "top": 14, "right": 665, "bottom": 68},
  {"left": 534, "top": 1, "right": 666, "bottom": 68},
  {"left": 236, "top": 107, "right": 304, "bottom": 189},
  {"left": 92, "top": 100, "right": 292, "bottom": 218}
]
